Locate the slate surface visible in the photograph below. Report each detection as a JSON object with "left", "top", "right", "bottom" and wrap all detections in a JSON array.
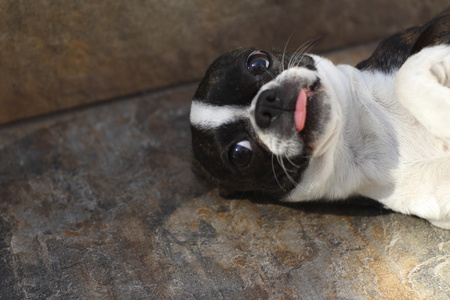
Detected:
[{"left": 1, "top": 49, "right": 450, "bottom": 299}]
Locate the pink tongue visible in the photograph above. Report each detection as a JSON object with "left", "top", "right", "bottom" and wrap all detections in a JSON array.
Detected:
[{"left": 295, "top": 88, "right": 307, "bottom": 132}]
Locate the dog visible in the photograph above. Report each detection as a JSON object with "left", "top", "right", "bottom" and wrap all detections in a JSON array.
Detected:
[{"left": 189, "top": 8, "right": 450, "bottom": 229}]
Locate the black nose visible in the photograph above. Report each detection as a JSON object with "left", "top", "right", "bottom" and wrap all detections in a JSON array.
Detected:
[{"left": 255, "top": 89, "right": 282, "bottom": 129}]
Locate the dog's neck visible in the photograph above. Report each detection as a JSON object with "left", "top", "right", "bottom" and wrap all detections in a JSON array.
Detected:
[
  {"left": 337, "top": 64, "right": 400, "bottom": 198},
  {"left": 288, "top": 58, "right": 401, "bottom": 202}
]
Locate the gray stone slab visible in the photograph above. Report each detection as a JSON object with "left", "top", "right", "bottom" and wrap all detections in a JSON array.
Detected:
[{"left": 1, "top": 66, "right": 449, "bottom": 298}]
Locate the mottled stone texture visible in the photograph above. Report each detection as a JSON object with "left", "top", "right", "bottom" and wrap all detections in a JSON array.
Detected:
[
  {"left": 1, "top": 0, "right": 449, "bottom": 124},
  {"left": 1, "top": 46, "right": 449, "bottom": 298}
]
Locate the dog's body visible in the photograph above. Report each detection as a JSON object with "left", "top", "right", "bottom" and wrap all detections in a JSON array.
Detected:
[{"left": 190, "top": 8, "right": 450, "bottom": 229}]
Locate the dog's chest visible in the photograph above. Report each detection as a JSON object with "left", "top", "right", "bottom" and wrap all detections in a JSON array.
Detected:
[{"left": 357, "top": 70, "right": 450, "bottom": 205}]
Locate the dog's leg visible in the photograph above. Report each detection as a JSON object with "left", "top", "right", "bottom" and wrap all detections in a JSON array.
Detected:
[{"left": 395, "top": 45, "right": 450, "bottom": 142}]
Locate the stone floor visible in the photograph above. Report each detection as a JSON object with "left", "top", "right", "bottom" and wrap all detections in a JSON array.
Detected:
[{"left": 1, "top": 45, "right": 449, "bottom": 299}]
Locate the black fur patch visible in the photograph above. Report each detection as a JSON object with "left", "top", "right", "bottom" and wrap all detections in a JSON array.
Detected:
[{"left": 357, "top": 7, "right": 450, "bottom": 73}]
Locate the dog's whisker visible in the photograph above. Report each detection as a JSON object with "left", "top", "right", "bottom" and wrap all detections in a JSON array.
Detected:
[
  {"left": 290, "top": 38, "right": 320, "bottom": 69},
  {"left": 277, "top": 155, "right": 296, "bottom": 186},
  {"left": 288, "top": 40, "right": 313, "bottom": 69},
  {"left": 271, "top": 154, "right": 285, "bottom": 191},
  {"left": 277, "top": 155, "right": 299, "bottom": 188},
  {"left": 297, "top": 38, "right": 320, "bottom": 67},
  {"left": 281, "top": 31, "right": 296, "bottom": 72},
  {"left": 296, "top": 38, "right": 320, "bottom": 68},
  {"left": 265, "top": 69, "right": 276, "bottom": 79},
  {"left": 314, "top": 57, "right": 325, "bottom": 68},
  {"left": 288, "top": 40, "right": 314, "bottom": 69},
  {"left": 281, "top": 155, "right": 298, "bottom": 173},
  {"left": 285, "top": 155, "right": 301, "bottom": 169}
]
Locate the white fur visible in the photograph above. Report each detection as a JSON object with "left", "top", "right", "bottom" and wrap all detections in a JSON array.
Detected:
[
  {"left": 395, "top": 45, "right": 450, "bottom": 142},
  {"left": 277, "top": 47, "right": 450, "bottom": 229},
  {"left": 190, "top": 100, "right": 249, "bottom": 129}
]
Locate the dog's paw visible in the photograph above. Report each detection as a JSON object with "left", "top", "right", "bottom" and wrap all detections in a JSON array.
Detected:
[
  {"left": 430, "top": 219, "right": 450, "bottom": 230},
  {"left": 430, "top": 57, "right": 450, "bottom": 87},
  {"left": 395, "top": 45, "right": 450, "bottom": 142}
]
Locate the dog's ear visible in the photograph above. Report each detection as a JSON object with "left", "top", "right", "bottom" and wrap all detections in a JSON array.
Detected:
[
  {"left": 191, "top": 159, "right": 247, "bottom": 199},
  {"left": 218, "top": 189, "right": 244, "bottom": 199},
  {"left": 190, "top": 158, "right": 205, "bottom": 178},
  {"left": 218, "top": 188, "right": 259, "bottom": 200},
  {"left": 190, "top": 158, "right": 216, "bottom": 189}
]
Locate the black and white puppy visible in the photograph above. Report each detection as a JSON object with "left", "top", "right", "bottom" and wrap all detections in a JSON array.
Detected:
[{"left": 190, "top": 8, "right": 450, "bottom": 229}]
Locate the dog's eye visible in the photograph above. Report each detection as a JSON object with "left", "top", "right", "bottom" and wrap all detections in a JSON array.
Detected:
[
  {"left": 229, "top": 140, "right": 253, "bottom": 168},
  {"left": 246, "top": 51, "right": 270, "bottom": 77}
]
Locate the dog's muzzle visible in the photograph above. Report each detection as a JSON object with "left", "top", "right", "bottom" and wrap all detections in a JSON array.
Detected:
[
  {"left": 254, "top": 89, "right": 285, "bottom": 129},
  {"left": 254, "top": 79, "right": 320, "bottom": 132}
]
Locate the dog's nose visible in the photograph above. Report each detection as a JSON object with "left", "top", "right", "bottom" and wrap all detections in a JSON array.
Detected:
[{"left": 255, "top": 89, "right": 282, "bottom": 129}]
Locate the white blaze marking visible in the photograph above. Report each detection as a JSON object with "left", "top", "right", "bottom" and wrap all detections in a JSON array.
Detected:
[{"left": 190, "top": 100, "right": 250, "bottom": 129}]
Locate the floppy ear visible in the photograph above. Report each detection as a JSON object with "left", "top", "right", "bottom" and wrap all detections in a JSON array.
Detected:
[
  {"left": 190, "top": 158, "right": 217, "bottom": 189},
  {"left": 218, "top": 189, "right": 243, "bottom": 199},
  {"left": 191, "top": 158, "right": 205, "bottom": 178},
  {"left": 191, "top": 158, "right": 246, "bottom": 199}
]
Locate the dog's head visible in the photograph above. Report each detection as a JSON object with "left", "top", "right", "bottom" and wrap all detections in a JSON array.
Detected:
[{"left": 190, "top": 48, "right": 340, "bottom": 199}]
